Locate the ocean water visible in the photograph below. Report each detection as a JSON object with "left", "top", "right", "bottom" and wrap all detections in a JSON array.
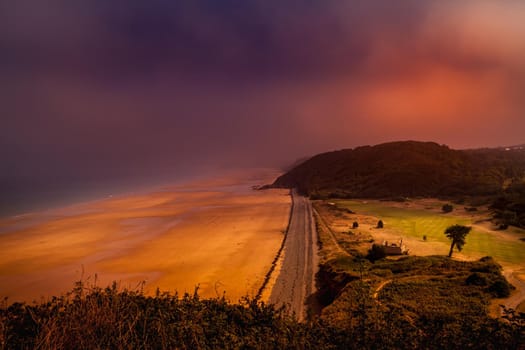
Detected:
[
  {"left": 0, "top": 170, "right": 196, "bottom": 218},
  {"left": 0, "top": 168, "right": 281, "bottom": 219}
]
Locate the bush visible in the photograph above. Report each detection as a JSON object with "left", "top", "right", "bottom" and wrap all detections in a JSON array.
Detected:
[
  {"left": 2, "top": 277, "right": 524, "bottom": 349},
  {"left": 310, "top": 193, "right": 322, "bottom": 200},
  {"left": 466, "top": 272, "right": 488, "bottom": 286},
  {"left": 0, "top": 284, "right": 315, "bottom": 349},
  {"left": 352, "top": 221, "right": 359, "bottom": 229},
  {"left": 471, "top": 257, "right": 502, "bottom": 274},
  {"left": 377, "top": 220, "right": 384, "bottom": 228},
  {"left": 367, "top": 244, "right": 386, "bottom": 262},
  {"left": 442, "top": 204, "right": 454, "bottom": 213},
  {"left": 488, "top": 279, "right": 512, "bottom": 298},
  {"left": 498, "top": 223, "right": 509, "bottom": 230}
]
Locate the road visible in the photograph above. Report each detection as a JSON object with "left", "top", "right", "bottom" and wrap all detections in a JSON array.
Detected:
[{"left": 268, "top": 190, "right": 318, "bottom": 321}]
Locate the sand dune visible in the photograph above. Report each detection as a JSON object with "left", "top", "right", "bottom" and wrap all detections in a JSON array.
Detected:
[{"left": 0, "top": 170, "right": 290, "bottom": 303}]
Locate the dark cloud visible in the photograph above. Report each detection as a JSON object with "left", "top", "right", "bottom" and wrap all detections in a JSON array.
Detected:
[
  {"left": 1, "top": 0, "right": 525, "bottom": 214},
  {"left": 0, "top": 1, "right": 429, "bottom": 82}
]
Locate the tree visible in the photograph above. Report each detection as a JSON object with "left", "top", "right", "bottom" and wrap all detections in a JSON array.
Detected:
[
  {"left": 367, "top": 244, "right": 386, "bottom": 262},
  {"left": 489, "top": 279, "right": 512, "bottom": 298},
  {"left": 498, "top": 210, "right": 518, "bottom": 229},
  {"left": 377, "top": 220, "right": 384, "bottom": 228},
  {"left": 442, "top": 204, "right": 453, "bottom": 213},
  {"left": 352, "top": 221, "right": 359, "bottom": 229},
  {"left": 444, "top": 224, "right": 472, "bottom": 258}
]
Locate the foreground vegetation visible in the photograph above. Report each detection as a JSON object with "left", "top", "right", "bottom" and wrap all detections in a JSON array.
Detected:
[
  {"left": 318, "top": 256, "right": 525, "bottom": 349},
  {"left": 1, "top": 277, "right": 524, "bottom": 349},
  {"left": 0, "top": 282, "right": 308, "bottom": 349}
]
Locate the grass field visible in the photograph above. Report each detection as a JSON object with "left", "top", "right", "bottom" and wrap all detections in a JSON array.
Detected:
[
  {"left": 314, "top": 198, "right": 525, "bottom": 317},
  {"left": 334, "top": 200, "right": 525, "bottom": 266}
]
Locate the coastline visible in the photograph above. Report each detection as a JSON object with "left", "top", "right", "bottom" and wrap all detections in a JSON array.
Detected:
[{"left": 0, "top": 169, "right": 290, "bottom": 303}]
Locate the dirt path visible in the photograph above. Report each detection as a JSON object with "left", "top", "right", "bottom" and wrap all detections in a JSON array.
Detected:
[
  {"left": 268, "top": 190, "right": 318, "bottom": 321},
  {"left": 373, "top": 280, "right": 392, "bottom": 299},
  {"left": 505, "top": 271, "right": 525, "bottom": 309},
  {"left": 490, "top": 269, "right": 525, "bottom": 316}
]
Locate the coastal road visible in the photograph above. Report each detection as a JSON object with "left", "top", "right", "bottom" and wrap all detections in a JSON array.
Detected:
[{"left": 268, "top": 190, "right": 318, "bottom": 321}]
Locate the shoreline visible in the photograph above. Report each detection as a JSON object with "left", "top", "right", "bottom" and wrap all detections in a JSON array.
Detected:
[{"left": 0, "top": 169, "right": 290, "bottom": 303}]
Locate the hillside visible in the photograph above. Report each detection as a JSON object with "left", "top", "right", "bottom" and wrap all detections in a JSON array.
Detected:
[{"left": 272, "top": 141, "right": 525, "bottom": 198}]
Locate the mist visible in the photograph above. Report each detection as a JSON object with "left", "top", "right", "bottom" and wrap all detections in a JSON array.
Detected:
[{"left": 2, "top": 0, "right": 525, "bottom": 215}]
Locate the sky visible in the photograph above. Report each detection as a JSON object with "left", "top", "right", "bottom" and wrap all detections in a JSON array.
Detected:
[{"left": 1, "top": 0, "right": 525, "bottom": 214}]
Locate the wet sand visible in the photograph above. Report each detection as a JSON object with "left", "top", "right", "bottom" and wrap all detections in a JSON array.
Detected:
[{"left": 0, "top": 170, "right": 290, "bottom": 303}]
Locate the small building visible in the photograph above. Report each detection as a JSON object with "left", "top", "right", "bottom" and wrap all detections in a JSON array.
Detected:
[{"left": 381, "top": 239, "right": 409, "bottom": 255}]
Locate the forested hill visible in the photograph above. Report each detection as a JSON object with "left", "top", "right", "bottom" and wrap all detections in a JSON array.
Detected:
[{"left": 272, "top": 141, "right": 525, "bottom": 198}]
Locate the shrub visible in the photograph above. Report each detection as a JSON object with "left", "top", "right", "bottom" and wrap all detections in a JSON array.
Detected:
[
  {"left": 442, "top": 204, "right": 454, "bottom": 213},
  {"left": 2, "top": 276, "right": 524, "bottom": 349},
  {"left": 310, "top": 193, "right": 322, "bottom": 200},
  {"left": 367, "top": 244, "right": 386, "bottom": 262},
  {"left": 488, "top": 279, "right": 512, "bottom": 298},
  {"left": 0, "top": 284, "right": 315, "bottom": 349},
  {"left": 466, "top": 272, "right": 488, "bottom": 286},
  {"left": 498, "top": 223, "right": 509, "bottom": 230},
  {"left": 377, "top": 220, "right": 384, "bottom": 229}
]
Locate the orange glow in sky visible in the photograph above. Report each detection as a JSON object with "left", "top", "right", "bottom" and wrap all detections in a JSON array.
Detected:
[{"left": 2, "top": 1, "right": 525, "bottom": 213}]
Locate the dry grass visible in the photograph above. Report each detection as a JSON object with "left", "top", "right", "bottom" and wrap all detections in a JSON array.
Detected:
[
  {"left": 313, "top": 203, "right": 373, "bottom": 261},
  {"left": 0, "top": 280, "right": 308, "bottom": 350}
]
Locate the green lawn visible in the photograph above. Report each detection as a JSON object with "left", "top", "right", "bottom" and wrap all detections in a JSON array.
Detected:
[{"left": 336, "top": 200, "right": 525, "bottom": 265}]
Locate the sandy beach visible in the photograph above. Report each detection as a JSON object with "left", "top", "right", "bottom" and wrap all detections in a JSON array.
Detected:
[{"left": 0, "top": 169, "right": 290, "bottom": 303}]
